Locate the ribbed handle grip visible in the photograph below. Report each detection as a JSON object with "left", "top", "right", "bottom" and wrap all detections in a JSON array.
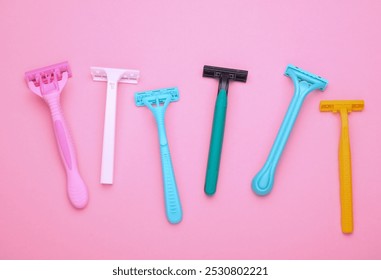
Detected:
[
  {"left": 151, "top": 103, "right": 183, "bottom": 224},
  {"left": 160, "top": 144, "right": 182, "bottom": 224},
  {"left": 45, "top": 92, "right": 89, "bottom": 209}
]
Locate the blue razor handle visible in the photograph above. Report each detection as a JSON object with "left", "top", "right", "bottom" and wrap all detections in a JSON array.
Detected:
[
  {"left": 143, "top": 96, "right": 182, "bottom": 224},
  {"left": 252, "top": 65, "right": 328, "bottom": 196}
]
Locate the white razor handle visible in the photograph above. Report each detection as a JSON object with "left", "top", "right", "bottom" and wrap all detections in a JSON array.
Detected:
[
  {"left": 101, "top": 77, "right": 119, "bottom": 184},
  {"left": 91, "top": 67, "right": 140, "bottom": 185}
]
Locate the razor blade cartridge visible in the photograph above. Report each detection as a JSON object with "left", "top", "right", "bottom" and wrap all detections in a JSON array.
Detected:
[
  {"left": 285, "top": 64, "right": 328, "bottom": 91},
  {"left": 90, "top": 67, "right": 139, "bottom": 84},
  {"left": 203, "top": 65, "right": 248, "bottom": 82},
  {"left": 320, "top": 100, "right": 364, "bottom": 113},
  {"left": 135, "top": 87, "right": 179, "bottom": 106},
  {"left": 25, "top": 61, "right": 72, "bottom": 87}
]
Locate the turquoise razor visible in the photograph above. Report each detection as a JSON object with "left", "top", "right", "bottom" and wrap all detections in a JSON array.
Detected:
[
  {"left": 135, "top": 87, "right": 182, "bottom": 224},
  {"left": 252, "top": 65, "right": 328, "bottom": 196}
]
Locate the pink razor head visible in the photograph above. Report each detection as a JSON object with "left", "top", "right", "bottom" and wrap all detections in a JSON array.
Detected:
[{"left": 25, "top": 61, "right": 72, "bottom": 96}]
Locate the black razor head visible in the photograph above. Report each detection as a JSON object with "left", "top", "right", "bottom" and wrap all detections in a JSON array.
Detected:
[{"left": 203, "top": 65, "right": 248, "bottom": 82}]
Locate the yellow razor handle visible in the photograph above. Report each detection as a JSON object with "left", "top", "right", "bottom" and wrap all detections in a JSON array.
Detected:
[
  {"left": 339, "top": 108, "right": 353, "bottom": 233},
  {"left": 320, "top": 100, "right": 364, "bottom": 234}
]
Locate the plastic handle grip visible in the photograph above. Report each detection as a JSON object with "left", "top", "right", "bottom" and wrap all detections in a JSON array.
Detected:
[
  {"left": 205, "top": 89, "right": 227, "bottom": 196},
  {"left": 100, "top": 81, "right": 118, "bottom": 184},
  {"left": 252, "top": 93, "right": 305, "bottom": 196},
  {"left": 160, "top": 143, "right": 182, "bottom": 224},
  {"left": 339, "top": 109, "right": 353, "bottom": 233},
  {"left": 151, "top": 104, "right": 182, "bottom": 224},
  {"left": 44, "top": 92, "right": 88, "bottom": 209}
]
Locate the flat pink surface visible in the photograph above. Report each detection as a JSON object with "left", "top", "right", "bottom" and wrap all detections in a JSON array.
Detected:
[{"left": 1, "top": 0, "right": 381, "bottom": 260}]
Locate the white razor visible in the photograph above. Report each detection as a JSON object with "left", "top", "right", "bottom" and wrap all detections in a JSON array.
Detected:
[{"left": 91, "top": 67, "right": 140, "bottom": 184}]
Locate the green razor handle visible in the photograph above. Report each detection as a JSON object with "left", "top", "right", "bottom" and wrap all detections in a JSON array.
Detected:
[
  {"left": 203, "top": 65, "right": 248, "bottom": 196},
  {"left": 205, "top": 88, "right": 227, "bottom": 195}
]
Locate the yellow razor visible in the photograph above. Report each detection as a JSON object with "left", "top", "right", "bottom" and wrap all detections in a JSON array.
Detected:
[{"left": 320, "top": 100, "right": 364, "bottom": 234}]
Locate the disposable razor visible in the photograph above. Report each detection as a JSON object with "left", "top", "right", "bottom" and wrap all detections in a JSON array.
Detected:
[
  {"left": 203, "top": 65, "right": 248, "bottom": 196},
  {"left": 91, "top": 67, "right": 140, "bottom": 184},
  {"left": 252, "top": 64, "right": 328, "bottom": 196},
  {"left": 135, "top": 87, "right": 182, "bottom": 224},
  {"left": 25, "top": 62, "right": 89, "bottom": 209},
  {"left": 320, "top": 100, "right": 364, "bottom": 234}
]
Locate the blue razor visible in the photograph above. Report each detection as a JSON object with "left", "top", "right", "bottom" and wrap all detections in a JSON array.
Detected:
[
  {"left": 252, "top": 65, "right": 328, "bottom": 196},
  {"left": 135, "top": 87, "right": 182, "bottom": 224}
]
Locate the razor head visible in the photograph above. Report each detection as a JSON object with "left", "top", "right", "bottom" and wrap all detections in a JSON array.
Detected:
[
  {"left": 285, "top": 64, "right": 328, "bottom": 91},
  {"left": 90, "top": 67, "right": 139, "bottom": 84},
  {"left": 203, "top": 65, "right": 248, "bottom": 82},
  {"left": 135, "top": 87, "right": 179, "bottom": 106},
  {"left": 320, "top": 100, "right": 364, "bottom": 113},
  {"left": 25, "top": 61, "right": 72, "bottom": 87}
]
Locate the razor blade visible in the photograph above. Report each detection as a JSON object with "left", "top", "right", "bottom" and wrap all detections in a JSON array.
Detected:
[
  {"left": 320, "top": 100, "right": 364, "bottom": 113},
  {"left": 203, "top": 65, "right": 248, "bottom": 82},
  {"left": 25, "top": 61, "right": 72, "bottom": 87},
  {"left": 135, "top": 87, "right": 179, "bottom": 106},
  {"left": 90, "top": 67, "right": 139, "bottom": 84},
  {"left": 25, "top": 61, "right": 72, "bottom": 96},
  {"left": 285, "top": 64, "right": 328, "bottom": 91}
]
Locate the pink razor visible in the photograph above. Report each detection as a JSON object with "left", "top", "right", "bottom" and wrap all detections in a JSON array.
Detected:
[{"left": 25, "top": 62, "right": 89, "bottom": 209}]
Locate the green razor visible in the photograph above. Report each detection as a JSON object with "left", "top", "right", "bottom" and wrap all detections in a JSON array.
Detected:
[{"left": 203, "top": 65, "right": 248, "bottom": 196}]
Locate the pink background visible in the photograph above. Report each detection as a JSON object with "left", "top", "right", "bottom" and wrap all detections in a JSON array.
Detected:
[{"left": 1, "top": 0, "right": 381, "bottom": 259}]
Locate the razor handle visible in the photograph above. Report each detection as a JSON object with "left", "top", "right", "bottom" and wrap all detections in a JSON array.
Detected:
[
  {"left": 154, "top": 108, "right": 182, "bottom": 224},
  {"left": 339, "top": 109, "right": 353, "bottom": 233},
  {"left": 100, "top": 79, "right": 119, "bottom": 184},
  {"left": 44, "top": 92, "right": 89, "bottom": 209},
  {"left": 252, "top": 93, "right": 306, "bottom": 196},
  {"left": 205, "top": 88, "right": 227, "bottom": 195}
]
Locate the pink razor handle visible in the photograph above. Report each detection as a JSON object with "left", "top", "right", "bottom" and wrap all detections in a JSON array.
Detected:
[
  {"left": 44, "top": 91, "right": 88, "bottom": 208},
  {"left": 26, "top": 67, "right": 88, "bottom": 209}
]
